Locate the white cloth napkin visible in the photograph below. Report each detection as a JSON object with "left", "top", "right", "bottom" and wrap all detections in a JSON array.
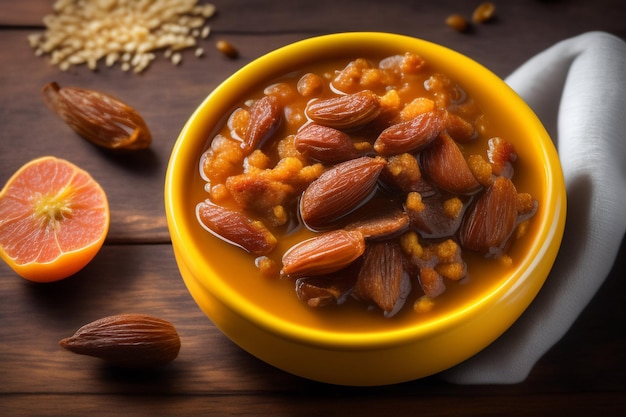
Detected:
[{"left": 442, "top": 31, "right": 626, "bottom": 384}]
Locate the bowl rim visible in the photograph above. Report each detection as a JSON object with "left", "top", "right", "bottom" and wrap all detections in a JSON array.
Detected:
[{"left": 165, "top": 31, "right": 566, "bottom": 350}]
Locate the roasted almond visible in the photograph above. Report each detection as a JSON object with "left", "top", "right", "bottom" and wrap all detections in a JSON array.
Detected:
[
  {"left": 352, "top": 240, "right": 411, "bottom": 317},
  {"left": 242, "top": 95, "right": 282, "bottom": 154},
  {"left": 300, "top": 156, "right": 386, "bottom": 230},
  {"left": 197, "top": 200, "right": 277, "bottom": 255},
  {"left": 459, "top": 176, "right": 519, "bottom": 254},
  {"left": 420, "top": 132, "right": 481, "bottom": 195},
  {"left": 373, "top": 110, "right": 443, "bottom": 156},
  {"left": 59, "top": 314, "right": 180, "bottom": 368},
  {"left": 281, "top": 229, "right": 365, "bottom": 278},
  {"left": 294, "top": 123, "right": 358, "bottom": 163},
  {"left": 305, "top": 90, "right": 381, "bottom": 130},
  {"left": 42, "top": 82, "right": 151, "bottom": 150}
]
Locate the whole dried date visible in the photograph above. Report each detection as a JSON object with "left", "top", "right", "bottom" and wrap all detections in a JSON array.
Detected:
[
  {"left": 373, "top": 110, "right": 443, "bottom": 156},
  {"left": 281, "top": 229, "right": 365, "bottom": 278},
  {"left": 300, "top": 156, "right": 386, "bottom": 230},
  {"left": 42, "top": 82, "right": 151, "bottom": 150},
  {"left": 241, "top": 95, "right": 282, "bottom": 154},
  {"left": 352, "top": 240, "right": 411, "bottom": 317},
  {"left": 197, "top": 200, "right": 277, "bottom": 255},
  {"left": 459, "top": 176, "right": 519, "bottom": 254},
  {"left": 420, "top": 132, "right": 481, "bottom": 194},
  {"left": 294, "top": 123, "right": 358, "bottom": 163},
  {"left": 59, "top": 314, "right": 180, "bottom": 368},
  {"left": 305, "top": 90, "right": 381, "bottom": 130}
]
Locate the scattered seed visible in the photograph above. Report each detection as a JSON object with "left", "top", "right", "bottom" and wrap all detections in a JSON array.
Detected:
[
  {"left": 472, "top": 2, "right": 496, "bottom": 23},
  {"left": 171, "top": 52, "right": 182, "bottom": 65},
  {"left": 201, "top": 25, "right": 211, "bottom": 39},
  {"left": 216, "top": 39, "right": 239, "bottom": 59},
  {"left": 28, "top": 0, "right": 217, "bottom": 73},
  {"left": 446, "top": 14, "right": 469, "bottom": 32}
]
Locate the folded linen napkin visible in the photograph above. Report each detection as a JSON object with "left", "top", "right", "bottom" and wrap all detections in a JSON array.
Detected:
[{"left": 442, "top": 31, "right": 626, "bottom": 384}]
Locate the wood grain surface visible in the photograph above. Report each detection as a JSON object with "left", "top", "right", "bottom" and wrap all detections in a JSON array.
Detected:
[{"left": 1, "top": 1, "right": 625, "bottom": 416}]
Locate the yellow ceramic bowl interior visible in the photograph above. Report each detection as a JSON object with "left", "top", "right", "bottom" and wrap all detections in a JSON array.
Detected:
[{"left": 164, "top": 32, "right": 566, "bottom": 386}]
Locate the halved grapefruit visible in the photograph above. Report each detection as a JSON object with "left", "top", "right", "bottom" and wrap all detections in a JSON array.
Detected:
[{"left": 0, "top": 156, "right": 109, "bottom": 282}]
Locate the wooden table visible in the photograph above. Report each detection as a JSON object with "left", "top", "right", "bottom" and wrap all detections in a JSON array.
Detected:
[{"left": 2, "top": 1, "right": 624, "bottom": 415}]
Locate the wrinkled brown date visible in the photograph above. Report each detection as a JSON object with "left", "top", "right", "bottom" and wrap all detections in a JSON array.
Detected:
[
  {"left": 197, "top": 200, "right": 277, "bottom": 255},
  {"left": 353, "top": 240, "right": 411, "bottom": 317},
  {"left": 305, "top": 90, "right": 381, "bottom": 129},
  {"left": 294, "top": 123, "right": 359, "bottom": 163},
  {"left": 281, "top": 230, "right": 365, "bottom": 278},
  {"left": 374, "top": 110, "right": 443, "bottom": 156},
  {"left": 241, "top": 95, "right": 282, "bottom": 154},
  {"left": 42, "top": 82, "right": 152, "bottom": 150},
  {"left": 300, "top": 157, "right": 386, "bottom": 230}
]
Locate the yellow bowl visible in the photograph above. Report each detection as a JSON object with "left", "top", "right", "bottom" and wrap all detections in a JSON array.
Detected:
[{"left": 164, "top": 32, "right": 566, "bottom": 386}]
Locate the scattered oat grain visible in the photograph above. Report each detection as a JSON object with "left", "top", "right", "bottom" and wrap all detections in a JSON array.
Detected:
[
  {"left": 201, "top": 25, "right": 211, "bottom": 39},
  {"left": 28, "top": 0, "right": 217, "bottom": 73}
]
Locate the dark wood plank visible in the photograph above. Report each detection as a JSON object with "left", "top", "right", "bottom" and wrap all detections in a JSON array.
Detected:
[
  {"left": 3, "top": 391, "right": 624, "bottom": 417},
  {"left": 0, "top": 0, "right": 51, "bottom": 26}
]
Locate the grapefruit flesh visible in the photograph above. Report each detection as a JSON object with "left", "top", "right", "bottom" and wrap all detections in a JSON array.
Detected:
[{"left": 0, "top": 156, "right": 109, "bottom": 282}]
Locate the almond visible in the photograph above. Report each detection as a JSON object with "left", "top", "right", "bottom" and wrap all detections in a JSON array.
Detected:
[
  {"left": 294, "top": 123, "right": 358, "bottom": 163},
  {"left": 305, "top": 90, "right": 381, "bottom": 130},
  {"left": 59, "top": 314, "right": 180, "bottom": 368},
  {"left": 42, "top": 82, "right": 151, "bottom": 150},
  {"left": 352, "top": 240, "right": 411, "bottom": 317},
  {"left": 420, "top": 132, "right": 481, "bottom": 195},
  {"left": 242, "top": 95, "right": 282, "bottom": 154},
  {"left": 459, "top": 176, "right": 519, "bottom": 254},
  {"left": 197, "top": 200, "right": 277, "bottom": 255},
  {"left": 300, "top": 156, "right": 386, "bottom": 230},
  {"left": 373, "top": 110, "right": 443, "bottom": 156},
  {"left": 281, "top": 229, "right": 365, "bottom": 278}
]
